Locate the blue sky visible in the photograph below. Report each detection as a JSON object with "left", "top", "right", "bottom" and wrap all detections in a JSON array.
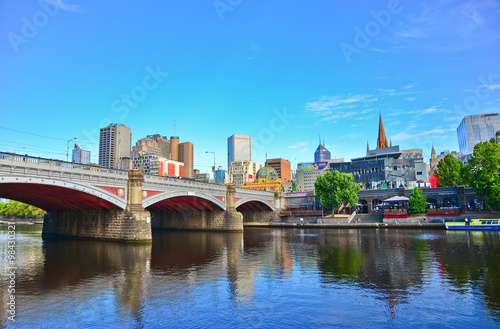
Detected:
[{"left": 1, "top": 0, "right": 499, "bottom": 173}]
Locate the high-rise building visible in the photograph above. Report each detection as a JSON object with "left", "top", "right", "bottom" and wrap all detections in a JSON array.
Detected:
[
  {"left": 131, "top": 137, "right": 162, "bottom": 158},
  {"left": 266, "top": 158, "right": 292, "bottom": 182},
  {"left": 228, "top": 134, "right": 251, "bottom": 170},
  {"left": 228, "top": 160, "right": 262, "bottom": 185},
  {"left": 457, "top": 113, "right": 500, "bottom": 154},
  {"left": 170, "top": 136, "right": 180, "bottom": 161},
  {"left": 147, "top": 134, "right": 171, "bottom": 159},
  {"left": 99, "top": 124, "right": 131, "bottom": 168},
  {"left": 215, "top": 166, "right": 226, "bottom": 184},
  {"left": 314, "top": 143, "right": 331, "bottom": 162},
  {"left": 72, "top": 143, "right": 91, "bottom": 164},
  {"left": 179, "top": 142, "right": 194, "bottom": 178}
]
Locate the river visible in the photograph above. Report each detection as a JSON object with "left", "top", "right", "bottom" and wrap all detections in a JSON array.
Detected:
[{"left": 1, "top": 225, "right": 500, "bottom": 328}]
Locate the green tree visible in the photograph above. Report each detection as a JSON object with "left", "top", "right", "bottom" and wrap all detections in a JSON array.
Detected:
[
  {"left": 314, "top": 170, "right": 360, "bottom": 215},
  {"left": 463, "top": 140, "right": 500, "bottom": 210},
  {"left": 435, "top": 154, "right": 464, "bottom": 187},
  {"left": 0, "top": 200, "right": 45, "bottom": 218},
  {"left": 409, "top": 187, "right": 427, "bottom": 213}
]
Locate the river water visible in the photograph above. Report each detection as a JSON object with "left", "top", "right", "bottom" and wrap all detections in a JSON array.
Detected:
[{"left": 1, "top": 225, "right": 500, "bottom": 328}]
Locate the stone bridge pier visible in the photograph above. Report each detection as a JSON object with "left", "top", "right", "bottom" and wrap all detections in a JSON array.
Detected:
[
  {"left": 150, "top": 184, "right": 243, "bottom": 231},
  {"left": 42, "top": 169, "right": 152, "bottom": 243}
]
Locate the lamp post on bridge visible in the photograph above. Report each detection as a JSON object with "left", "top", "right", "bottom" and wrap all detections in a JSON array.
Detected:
[
  {"left": 206, "top": 151, "right": 215, "bottom": 183},
  {"left": 67, "top": 137, "right": 77, "bottom": 162}
]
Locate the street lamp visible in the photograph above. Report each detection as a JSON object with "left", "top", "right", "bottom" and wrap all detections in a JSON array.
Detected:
[
  {"left": 206, "top": 151, "right": 215, "bottom": 182},
  {"left": 67, "top": 137, "right": 77, "bottom": 162}
]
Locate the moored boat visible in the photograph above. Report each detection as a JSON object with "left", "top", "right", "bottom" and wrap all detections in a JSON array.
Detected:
[{"left": 445, "top": 219, "right": 500, "bottom": 230}]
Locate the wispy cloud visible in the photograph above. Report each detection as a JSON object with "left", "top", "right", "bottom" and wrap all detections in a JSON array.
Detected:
[
  {"left": 289, "top": 141, "right": 310, "bottom": 149},
  {"left": 405, "top": 97, "right": 416, "bottom": 101},
  {"left": 42, "top": 0, "right": 84, "bottom": 12},
  {"left": 412, "top": 106, "right": 451, "bottom": 117},
  {"left": 391, "top": 0, "right": 500, "bottom": 50},
  {"left": 305, "top": 95, "right": 378, "bottom": 121}
]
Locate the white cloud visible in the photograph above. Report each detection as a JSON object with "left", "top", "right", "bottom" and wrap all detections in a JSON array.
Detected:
[
  {"left": 422, "top": 107, "right": 438, "bottom": 114},
  {"left": 305, "top": 95, "right": 376, "bottom": 114},
  {"left": 405, "top": 97, "right": 416, "bottom": 101},
  {"left": 489, "top": 85, "right": 500, "bottom": 90},
  {"left": 404, "top": 84, "right": 417, "bottom": 89}
]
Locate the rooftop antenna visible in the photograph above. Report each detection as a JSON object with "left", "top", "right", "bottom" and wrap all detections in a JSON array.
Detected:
[{"left": 319, "top": 134, "right": 321, "bottom": 145}]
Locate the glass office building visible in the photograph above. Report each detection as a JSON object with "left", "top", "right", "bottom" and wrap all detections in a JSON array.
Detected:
[
  {"left": 457, "top": 113, "right": 500, "bottom": 154},
  {"left": 227, "top": 135, "right": 251, "bottom": 170}
]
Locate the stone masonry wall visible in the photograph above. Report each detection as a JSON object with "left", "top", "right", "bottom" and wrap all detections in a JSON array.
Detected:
[
  {"left": 239, "top": 210, "right": 279, "bottom": 223},
  {"left": 151, "top": 209, "right": 243, "bottom": 231},
  {"left": 42, "top": 207, "right": 152, "bottom": 242}
]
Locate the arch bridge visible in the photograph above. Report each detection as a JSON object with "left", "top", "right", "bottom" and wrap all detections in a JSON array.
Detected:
[{"left": 0, "top": 152, "right": 277, "bottom": 242}]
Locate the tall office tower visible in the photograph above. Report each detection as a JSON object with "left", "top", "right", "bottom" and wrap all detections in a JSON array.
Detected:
[
  {"left": 179, "top": 142, "right": 194, "bottom": 178},
  {"left": 314, "top": 143, "right": 331, "bottom": 163},
  {"left": 99, "top": 124, "right": 131, "bottom": 168},
  {"left": 72, "top": 143, "right": 91, "bottom": 164},
  {"left": 457, "top": 113, "right": 500, "bottom": 154},
  {"left": 227, "top": 134, "right": 251, "bottom": 170},
  {"left": 265, "top": 158, "right": 292, "bottom": 182},
  {"left": 170, "top": 136, "right": 180, "bottom": 161},
  {"left": 147, "top": 134, "right": 171, "bottom": 159}
]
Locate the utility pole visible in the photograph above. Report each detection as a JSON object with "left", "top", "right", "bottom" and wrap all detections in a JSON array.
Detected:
[
  {"left": 67, "top": 137, "right": 77, "bottom": 162},
  {"left": 206, "top": 151, "right": 215, "bottom": 182}
]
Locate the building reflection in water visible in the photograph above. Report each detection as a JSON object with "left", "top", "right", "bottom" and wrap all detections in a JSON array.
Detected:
[{"left": 3, "top": 226, "right": 500, "bottom": 326}]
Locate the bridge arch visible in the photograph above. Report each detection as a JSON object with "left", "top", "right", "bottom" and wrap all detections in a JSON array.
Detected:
[
  {"left": 235, "top": 198, "right": 274, "bottom": 211},
  {"left": 143, "top": 191, "right": 226, "bottom": 212},
  {"left": 0, "top": 177, "right": 127, "bottom": 210}
]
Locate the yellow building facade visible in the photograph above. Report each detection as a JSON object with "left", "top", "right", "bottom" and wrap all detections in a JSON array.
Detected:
[{"left": 240, "top": 166, "right": 283, "bottom": 192}]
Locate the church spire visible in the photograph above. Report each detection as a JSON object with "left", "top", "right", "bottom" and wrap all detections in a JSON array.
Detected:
[
  {"left": 431, "top": 144, "right": 436, "bottom": 158},
  {"left": 377, "top": 112, "right": 388, "bottom": 149}
]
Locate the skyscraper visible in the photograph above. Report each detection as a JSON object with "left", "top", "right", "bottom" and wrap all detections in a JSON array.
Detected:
[
  {"left": 72, "top": 143, "right": 91, "bottom": 164},
  {"left": 170, "top": 136, "right": 180, "bottom": 161},
  {"left": 266, "top": 158, "right": 292, "bottom": 182},
  {"left": 314, "top": 143, "right": 331, "bottom": 163},
  {"left": 99, "top": 124, "right": 131, "bottom": 168},
  {"left": 457, "top": 113, "right": 500, "bottom": 154},
  {"left": 227, "top": 134, "right": 251, "bottom": 170},
  {"left": 179, "top": 142, "right": 194, "bottom": 178}
]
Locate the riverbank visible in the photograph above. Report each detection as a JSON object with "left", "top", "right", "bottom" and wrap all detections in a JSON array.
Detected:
[
  {"left": 0, "top": 218, "right": 43, "bottom": 225},
  {"left": 244, "top": 222, "right": 446, "bottom": 229}
]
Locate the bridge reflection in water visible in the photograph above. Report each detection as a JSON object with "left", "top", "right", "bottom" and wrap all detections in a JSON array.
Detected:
[{"left": 2, "top": 226, "right": 500, "bottom": 327}]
